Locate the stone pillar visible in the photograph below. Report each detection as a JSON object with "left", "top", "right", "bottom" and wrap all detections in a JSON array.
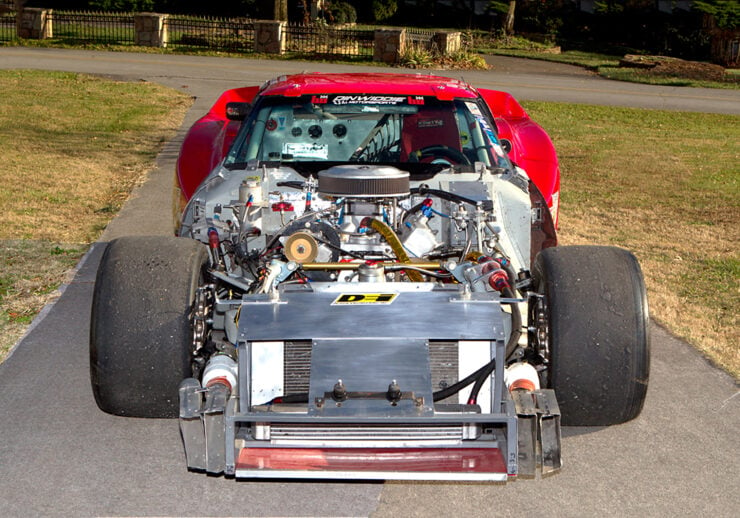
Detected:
[
  {"left": 433, "top": 31, "right": 461, "bottom": 55},
  {"left": 134, "top": 13, "right": 168, "bottom": 48},
  {"left": 17, "top": 8, "right": 52, "bottom": 39},
  {"left": 373, "top": 28, "right": 406, "bottom": 64},
  {"left": 254, "top": 20, "right": 286, "bottom": 54}
]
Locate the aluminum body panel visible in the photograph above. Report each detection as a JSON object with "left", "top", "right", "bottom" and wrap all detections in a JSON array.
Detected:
[
  {"left": 178, "top": 379, "right": 206, "bottom": 471},
  {"left": 237, "top": 283, "right": 506, "bottom": 342},
  {"left": 227, "top": 281, "right": 519, "bottom": 478},
  {"left": 250, "top": 341, "right": 283, "bottom": 405},
  {"left": 307, "top": 338, "right": 434, "bottom": 416}
]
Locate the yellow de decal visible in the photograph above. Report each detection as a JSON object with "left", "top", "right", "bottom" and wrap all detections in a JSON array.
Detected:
[{"left": 332, "top": 293, "right": 398, "bottom": 305}]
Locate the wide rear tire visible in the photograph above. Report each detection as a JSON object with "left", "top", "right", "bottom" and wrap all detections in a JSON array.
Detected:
[
  {"left": 90, "top": 236, "right": 208, "bottom": 418},
  {"left": 532, "top": 246, "right": 650, "bottom": 426}
]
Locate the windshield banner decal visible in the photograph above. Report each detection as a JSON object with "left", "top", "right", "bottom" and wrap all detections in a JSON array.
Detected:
[{"left": 311, "top": 95, "right": 426, "bottom": 106}]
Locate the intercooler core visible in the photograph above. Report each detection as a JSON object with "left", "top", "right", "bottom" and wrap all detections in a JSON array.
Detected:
[
  {"left": 318, "top": 165, "right": 410, "bottom": 198},
  {"left": 283, "top": 340, "right": 459, "bottom": 400}
]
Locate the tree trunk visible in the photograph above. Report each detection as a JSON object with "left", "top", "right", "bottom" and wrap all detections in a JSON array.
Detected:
[
  {"left": 14, "top": 0, "right": 24, "bottom": 34},
  {"left": 504, "top": 1, "right": 516, "bottom": 35},
  {"left": 274, "top": 0, "right": 288, "bottom": 21}
]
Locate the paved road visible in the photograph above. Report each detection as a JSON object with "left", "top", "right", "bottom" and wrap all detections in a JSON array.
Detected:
[
  {"left": 1, "top": 48, "right": 739, "bottom": 115},
  {"left": 0, "top": 48, "right": 738, "bottom": 517}
]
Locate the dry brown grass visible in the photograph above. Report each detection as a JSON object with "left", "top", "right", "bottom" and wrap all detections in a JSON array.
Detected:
[
  {"left": 1, "top": 73, "right": 736, "bottom": 382},
  {"left": 525, "top": 102, "right": 739, "bottom": 379},
  {"left": 0, "top": 70, "right": 190, "bottom": 361}
]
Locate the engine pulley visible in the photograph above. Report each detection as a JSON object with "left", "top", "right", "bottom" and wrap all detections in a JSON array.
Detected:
[{"left": 284, "top": 232, "right": 320, "bottom": 263}]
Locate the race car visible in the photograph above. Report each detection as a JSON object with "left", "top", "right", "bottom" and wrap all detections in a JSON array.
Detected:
[{"left": 90, "top": 73, "right": 650, "bottom": 481}]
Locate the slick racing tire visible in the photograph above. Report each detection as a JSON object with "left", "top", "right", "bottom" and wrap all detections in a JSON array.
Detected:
[
  {"left": 90, "top": 236, "right": 208, "bottom": 418},
  {"left": 532, "top": 246, "right": 650, "bottom": 426}
]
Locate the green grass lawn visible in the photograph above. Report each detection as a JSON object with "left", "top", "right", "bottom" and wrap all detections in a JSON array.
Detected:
[
  {"left": 523, "top": 101, "right": 739, "bottom": 378},
  {"left": 0, "top": 70, "right": 190, "bottom": 360},
  {"left": 0, "top": 70, "right": 736, "bottom": 381}
]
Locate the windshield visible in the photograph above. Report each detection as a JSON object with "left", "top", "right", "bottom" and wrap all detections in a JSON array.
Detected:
[{"left": 225, "top": 94, "right": 512, "bottom": 170}]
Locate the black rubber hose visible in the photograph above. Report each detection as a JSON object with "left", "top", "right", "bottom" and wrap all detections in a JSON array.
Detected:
[
  {"left": 491, "top": 255, "right": 520, "bottom": 297},
  {"left": 276, "top": 181, "right": 305, "bottom": 190},
  {"left": 432, "top": 360, "right": 493, "bottom": 402},
  {"left": 410, "top": 186, "right": 479, "bottom": 207},
  {"left": 402, "top": 200, "right": 426, "bottom": 224},
  {"left": 466, "top": 286, "right": 522, "bottom": 405}
]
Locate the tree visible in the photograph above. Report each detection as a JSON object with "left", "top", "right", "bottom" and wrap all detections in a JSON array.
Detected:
[
  {"left": 504, "top": 1, "right": 515, "bottom": 34},
  {"left": 489, "top": 1, "right": 516, "bottom": 34},
  {"left": 372, "top": 0, "right": 397, "bottom": 22},
  {"left": 694, "top": 0, "right": 740, "bottom": 29},
  {"left": 274, "top": 0, "right": 288, "bottom": 21}
]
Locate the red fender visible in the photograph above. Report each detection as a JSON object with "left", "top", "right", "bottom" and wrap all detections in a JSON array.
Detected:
[
  {"left": 176, "top": 86, "right": 260, "bottom": 201},
  {"left": 478, "top": 89, "right": 560, "bottom": 225}
]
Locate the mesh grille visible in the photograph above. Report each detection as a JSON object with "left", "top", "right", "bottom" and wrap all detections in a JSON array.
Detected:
[
  {"left": 284, "top": 341, "right": 312, "bottom": 395},
  {"left": 319, "top": 176, "right": 410, "bottom": 197}
]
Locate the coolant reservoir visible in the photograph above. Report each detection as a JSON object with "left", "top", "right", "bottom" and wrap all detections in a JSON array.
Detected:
[
  {"left": 239, "top": 178, "right": 262, "bottom": 203},
  {"left": 401, "top": 215, "right": 441, "bottom": 258}
]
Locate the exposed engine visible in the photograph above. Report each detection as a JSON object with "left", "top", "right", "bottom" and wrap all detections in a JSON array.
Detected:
[
  {"left": 178, "top": 161, "right": 536, "bottom": 397},
  {"left": 180, "top": 162, "right": 532, "bottom": 296}
]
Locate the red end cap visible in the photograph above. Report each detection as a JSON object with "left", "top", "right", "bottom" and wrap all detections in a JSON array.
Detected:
[
  {"left": 208, "top": 229, "right": 220, "bottom": 249},
  {"left": 271, "top": 202, "right": 295, "bottom": 212},
  {"left": 488, "top": 269, "right": 510, "bottom": 291}
]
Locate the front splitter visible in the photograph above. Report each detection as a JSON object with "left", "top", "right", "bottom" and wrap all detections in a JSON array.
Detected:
[{"left": 235, "top": 446, "right": 511, "bottom": 481}]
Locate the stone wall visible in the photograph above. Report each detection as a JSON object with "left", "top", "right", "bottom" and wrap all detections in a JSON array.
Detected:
[
  {"left": 374, "top": 28, "right": 406, "bottom": 64},
  {"left": 134, "top": 13, "right": 168, "bottom": 48},
  {"left": 17, "top": 8, "right": 51, "bottom": 39},
  {"left": 254, "top": 20, "right": 285, "bottom": 54},
  {"left": 433, "top": 31, "right": 461, "bottom": 55},
  {"left": 10, "top": 12, "right": 465, "bottom": 64}
]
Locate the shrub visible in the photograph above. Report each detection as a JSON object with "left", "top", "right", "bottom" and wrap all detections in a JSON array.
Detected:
[
  {"left": 399, "top": 44, "right": 435, "bottom": 68},
  {"left": 326, "top": 1, "right": 357, "bottom": 24},
  {"left": 372, "top": 0, "right": 397, "bottom": 22},
  {"left": 400, "top": 42, "right": 489, "bottom": 70}
]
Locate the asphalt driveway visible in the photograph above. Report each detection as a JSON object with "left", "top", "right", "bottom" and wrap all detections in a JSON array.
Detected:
[{"left": 0, "top": 48, "right": 737, "bottom": 517}]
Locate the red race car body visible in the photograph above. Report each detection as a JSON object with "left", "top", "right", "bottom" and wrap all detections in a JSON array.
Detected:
[{"left": 175, "top": 73, "right": 560, "bottom": 225}]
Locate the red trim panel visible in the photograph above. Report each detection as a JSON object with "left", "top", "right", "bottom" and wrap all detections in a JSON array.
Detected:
[{"left": 236, "top": 447, "right": 508, "bottom": 478}]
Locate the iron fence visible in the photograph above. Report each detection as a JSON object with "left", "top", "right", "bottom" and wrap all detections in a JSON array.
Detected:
[
  {"left": 406, "top": 27, "right": 436, "bottom": 49},
  {"left": 166, "top": 15, "right": 254, "bottom": 52},
  {"left": 285, "top": 23, "right": 374, "bottom": 58},
  {"left": 0, "top": 10, "right": 15, "bottom": 41},
  {"left": 52, "top": 11, "right": 135, "bottom": 45},
  {"left": 1, "top": 10, "right": 444, "bottom": 62}
]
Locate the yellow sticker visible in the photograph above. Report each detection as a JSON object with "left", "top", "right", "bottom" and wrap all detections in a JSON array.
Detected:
[{"left": 332, "top": 293, "right": 398, "bottom": 305}]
